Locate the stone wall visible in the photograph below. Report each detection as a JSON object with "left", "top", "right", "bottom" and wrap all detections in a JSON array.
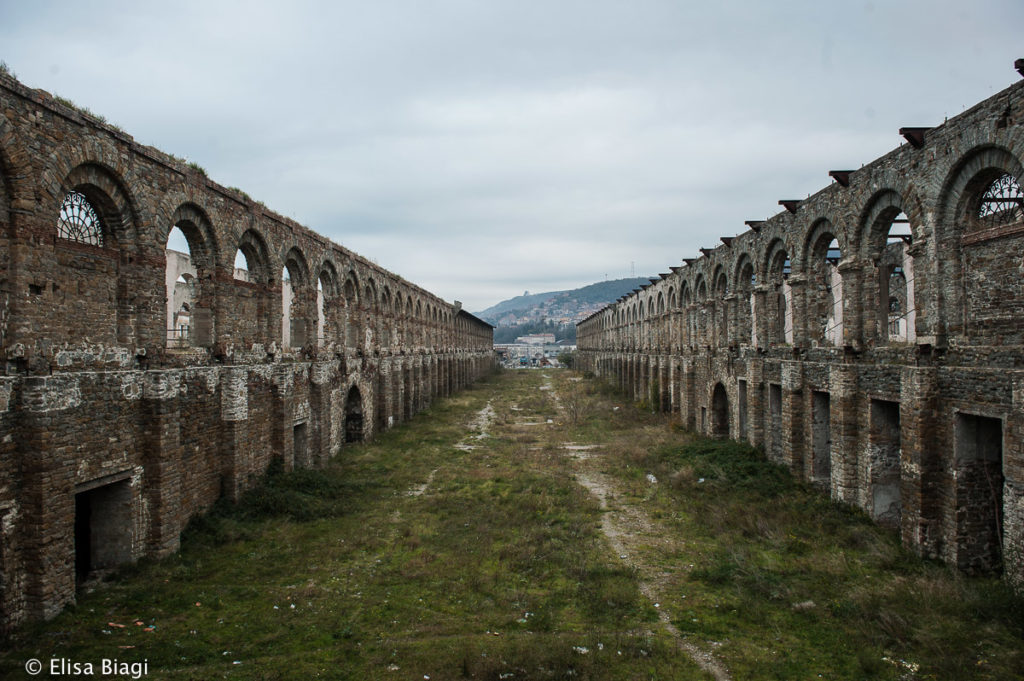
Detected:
[
  {"left": 578, "top": 65, "right": 1024, "bottom": 587},
  {"left": 0, "top": 73, "right": 495, "bottom": 631}
]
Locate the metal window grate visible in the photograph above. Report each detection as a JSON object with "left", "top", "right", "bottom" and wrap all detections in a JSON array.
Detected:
[
  {"left": 57, "top": 190, "right": 103, "bottom": 246},
  {"left": 978, "top": 173, "right": 1023, "bottom": 226}
]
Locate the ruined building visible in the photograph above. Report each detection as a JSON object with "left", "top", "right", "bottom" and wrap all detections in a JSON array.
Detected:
[
  {"left": 578, "top": 62, "right": 1024, "bottom": 587},
  {"left": 0, "top": 73, "right": 494, "bottom": 631}
]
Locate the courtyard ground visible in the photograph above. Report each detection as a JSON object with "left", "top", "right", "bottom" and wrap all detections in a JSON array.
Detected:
[{"left": 2, "top": 369, "right": 1021, "bottom": 680}]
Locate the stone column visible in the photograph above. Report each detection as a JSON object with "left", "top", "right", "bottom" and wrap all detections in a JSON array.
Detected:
[
  {"left": 780, "top": 360, "right": 805, "bottom": 475},
  {"left": 141, "top": 370, "right": 183, "bottom": 556},
  {"left": 786, "top": 274, "right": 808, "bottom": 347},
  {"left": 220, "top": 367, "right": 252, "bottom": 500},
  {"left": 747, "top": 358, "right": 765, "bottom": 449},
  {"left": 829, "top": 363, "right": 860, "bottom": 503},
  {"left": 899, "top": 366, "right": 940, "bottom": 559},
  {"left": 1003, "top": 372, "right": 1024, "bottom": 587},
  {"left": 838, "top": 258, "right": 864, "bottom": 350}
]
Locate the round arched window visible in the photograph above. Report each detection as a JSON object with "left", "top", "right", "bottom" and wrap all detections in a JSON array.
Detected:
[
  {"left": 977, "top": 173, "right": 1023, "bottom": 227},
  {"left": 57, "top": 190, "right": 103, "bottom": 246}
]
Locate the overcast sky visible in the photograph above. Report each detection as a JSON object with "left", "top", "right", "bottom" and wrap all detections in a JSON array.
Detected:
[{"left": 1, "top": 1, "right": 1021, "bottom": 311}]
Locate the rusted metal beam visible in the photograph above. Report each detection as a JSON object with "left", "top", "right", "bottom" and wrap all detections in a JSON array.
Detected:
[
  {"left": 720, "top": 236, "right": 734, "bottom": 247},
  {"left": 682, "top": 258, "right": 695, "bottom": 266},
  {"left": 1016, "top": 58, "right": 1024, "bottom": 78},
  {"left": 899, "top": 127, "right": 931, "bottom": 149},
  {"left": 744, "top": 220, "right": 764, "bottom": 233},
  {"left": 779, "top": 200, "right": 800, "bottom": 214},
  {"left": 829, "top": 170, "right": 854, "bottom": 187},
  {"left": 699, "top": 247, "right": 713, "bottom": 258}
]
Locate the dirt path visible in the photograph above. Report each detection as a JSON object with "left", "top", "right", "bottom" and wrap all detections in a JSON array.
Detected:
[{"left": 543, "top": 378, "right": 733, "bottom": 681}]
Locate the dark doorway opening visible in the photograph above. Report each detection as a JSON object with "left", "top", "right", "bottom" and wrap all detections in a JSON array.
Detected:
[
  {"left": 345, "top": 385, "right": 365, "bottom": 443},
  {"left": 711, "top": 383, "right": 729, "bottom": 438},
  {"left": 954, "top": 413, "right": 1004, "bottom": 574},
  {"left": 74, "top": 479, "right": 132, "bottom": 586}
]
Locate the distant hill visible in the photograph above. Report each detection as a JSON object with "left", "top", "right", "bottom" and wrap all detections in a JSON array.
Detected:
[{"left": 477, "top": 277, "right": 653, "bottom": 343}]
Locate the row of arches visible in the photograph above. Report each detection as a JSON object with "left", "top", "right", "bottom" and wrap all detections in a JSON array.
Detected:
[
  {"left": 0, "top": 142, "right": 492, "bottom": 368},
  {"left": 580, "top": 150, "right": 1022, "bottom": 353}
]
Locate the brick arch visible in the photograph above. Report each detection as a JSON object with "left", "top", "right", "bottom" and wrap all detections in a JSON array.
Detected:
[
  {"left": 0, "top": 114, "right": 33, "bottom": 240},
  {"left": 234, "top": 228, "right": 272, "bottom": 284},
  {"left": 167, "top": 202, "right": 219, "bottom": 271},
  {"left": 282, "top": 246, "right": 311, "bottom": 287},
  {"left": 57, "top": 162, "right": 140, "bottom": 249},
  {"left": 44, "top": 134, "right": 148, "bottom": 247},
  {"left": 936, "top": 144, "right": 1024, "bottom": 341}
]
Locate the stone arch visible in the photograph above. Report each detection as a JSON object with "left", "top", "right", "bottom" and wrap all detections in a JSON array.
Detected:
[
  {"left": 712, "top": 265, "right": 729, "bottom": 347},
  {"left": 281, "top": 246, "right": 312, "bottom": 350},
  {"left": 936, "top": 145, "right": 1024, "bottom": 342},
  {"left": 764, "top": 238, "right": 793, "bottom": 344},
  {"left": 164, "top": 203, "right": 218, "bottom": 349},
  {"left": 316, "top": 259, "right": 340, "bottom": 348},
  {"left": 227, "top": 228, "right": 274, "bottom": 348},
  {"left": 380, "top": 286, "right": 393, "bottom": 348},
  {"left": 680, "top": 282, "right": 693, "bottom": 347},
  {"left": 342, "top": 270, "right": 361, "bottom": 350},
  {"left": 802, "top": 219, "right": 845, "bottom": 346},
  {"left": 711, "top": 382, "right": 729, "bottom": 438},
  {"left": 54, "top": 162, "right": 140, "bottom": 346},
  {"left": 858, "top": 189, "right": 918, "bottom": 345},
  {"left": 734, "top": 253, "right": 756, "bottom": 347}
]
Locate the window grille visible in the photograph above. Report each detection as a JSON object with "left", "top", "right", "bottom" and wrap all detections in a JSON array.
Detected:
[
  {"left": 978, "top": 173, "right": 1023, "bottom": 227},
  {"left": 57, "top": 190, "right": 103, "bottom": 246}
]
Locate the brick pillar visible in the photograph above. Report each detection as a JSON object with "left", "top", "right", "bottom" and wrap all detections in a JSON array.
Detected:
[
  {"left": 747, "top": 358, "right": 765, "bottom": 449},
  {"left": 838, "top": 258, "right": 864, "bottom": 350},
  {"left": 680, "top": 358, "right": 696, "bottom": 430},
  {"left": 271, "top": 365, "right": 297, "bottom": 469},
  {"left": 220, "top": 367, "right": 252, "bottom": 501},
  {"left": 787, "top": 275, "right": 808, "bottom": 347},
  {"left": 900, "top": 366, "right": 941, "bottom": 559},
  {"left": 1004, "top": 373, "right": 1024, "bottom": 588},
  {"left": 829, "top": 363, "right": 860, "bottom": 503},
  {"left": 780, "top": 360, "right": 805, "bottom": 475},
  {"left": 752, "top": 286, "right": 769, "bottom": 348},
  {"left": 141, "top": 371, "right": 183, "bottom": 556}
]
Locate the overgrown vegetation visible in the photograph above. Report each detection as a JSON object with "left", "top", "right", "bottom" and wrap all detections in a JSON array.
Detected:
[
  {"left": 2, "top": 371, "right": 1020, "bottom": 679},
  {"left": 186, "top": 161, "right": 208, "bottom": 176},
  {"left": 0, "top": 60, "right": 14, "bottom": 78},
  {"left": 554, "top": 370, "right": 1024, "bottom": 680}
]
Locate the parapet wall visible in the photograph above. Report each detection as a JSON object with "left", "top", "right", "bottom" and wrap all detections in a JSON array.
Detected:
[
  {"left": 577, "top": 68, "right": 1024, "bottom": 586},
  {"left": 0, "top": 73, "right": 494, "bottom": 630}
]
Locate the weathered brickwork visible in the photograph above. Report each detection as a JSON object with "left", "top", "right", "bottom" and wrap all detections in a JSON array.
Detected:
[
  {"left": 0, "top": 73, "right": 495, "bottom": 631},
  {"left": 578, "top": 68, "right": 1024, "bottom": 587}
]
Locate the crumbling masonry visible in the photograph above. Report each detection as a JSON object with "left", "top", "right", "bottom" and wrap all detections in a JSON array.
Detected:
[
  {"left": 0, "top": 73, "right": 494, "bottom": 631},
  {"left": 578, "top": 64, "right": 1024, "bottom": 587}
]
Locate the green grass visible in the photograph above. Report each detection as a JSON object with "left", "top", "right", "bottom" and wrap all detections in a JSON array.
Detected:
[
  {"left": 3, "top": 370, "right": 1020, "bottom": 679},
  {"left": 551, "top": 370, "right": 1024, "bottom": 680},
  {"left": 0, "top": 373, "right": 708, "bottom": 680}
]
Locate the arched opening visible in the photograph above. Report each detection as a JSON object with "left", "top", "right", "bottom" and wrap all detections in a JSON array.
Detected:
[
  {"left": 233, "top": 248, "right": 251, "bottom": 282},
  {"left": 343, "top": 275, "right": 360, "bottom": 350},
  {"left": 766, "top": 246, "right": 792, "bottom": 344},
  {"left": 345, "top": 384, "right": 364, "bottom": 443},
  {"left": 806, "top": 228, "right": 843, "bottom": 346},
  {"left": 735, "top": 258, "right": 755, "bottom": 346},
  {"left": 960, "top": 170, "right": 1024, "bottom": 343},
  {"left": 862, "top": 195, "right": 917, "bottom": 345},
  {"left": 54, "top": 164, "right": 140, "bottom": 346},
  {"left": 165, "top": 226, "right": 196, "bottom": 349},
  {"left": 713, "top": 269, "right": 728, "bottom": 347},
  {"left": 230, "top": 229, "right": 272, "bottom": 347},
  {"left": 711, "top": 383, "right": 729, "bottom": 438},
  {"left": 281, "top": 266, "right": 294, "bottom": 349}
]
